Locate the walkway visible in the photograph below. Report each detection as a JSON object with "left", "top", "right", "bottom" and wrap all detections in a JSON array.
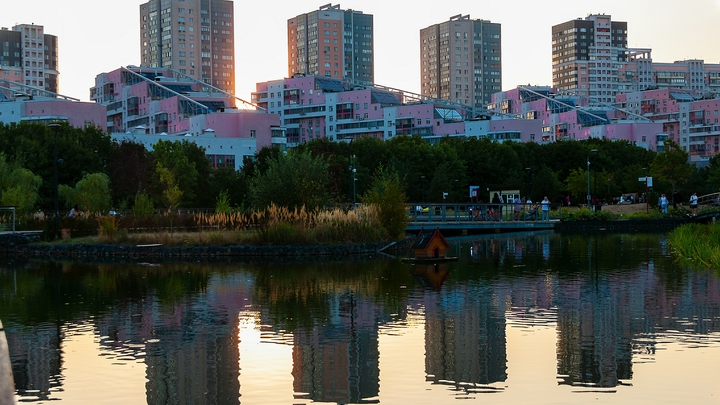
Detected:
[{"left": 406, "top": 203, "right": 559, "bottom": 233}]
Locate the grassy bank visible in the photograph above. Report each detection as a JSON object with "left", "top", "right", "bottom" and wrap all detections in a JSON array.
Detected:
[{"left": 668, "top": 223, "right": 720, "bottom": 268}]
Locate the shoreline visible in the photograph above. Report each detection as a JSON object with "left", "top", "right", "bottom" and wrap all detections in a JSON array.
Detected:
[{"left": 0, "top": 236, "right": 414, "bottom": 261}]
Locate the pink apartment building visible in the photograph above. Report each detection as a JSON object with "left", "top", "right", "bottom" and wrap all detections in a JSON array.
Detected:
[
  {"left": 617, "top": 88, "right": 720, "bottom": 159},
  {"left": 92, "top": 66, "right": 284, "bottom": 170},
  {"left": 491, "top": 86, "right": 663, "bottom": 149},
  {"left": 252, "top": 74, "right": 543, "bottom": 147}
]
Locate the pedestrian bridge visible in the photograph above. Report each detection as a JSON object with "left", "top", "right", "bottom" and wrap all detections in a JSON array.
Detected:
[
  {"left": 406, "top": 203, "right": 560, "bottom": 233},
  {"left": 693, "top": 192, "right": 720, "bottom": 221}
]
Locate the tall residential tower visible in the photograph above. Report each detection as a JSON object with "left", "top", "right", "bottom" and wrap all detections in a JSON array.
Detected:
[
  {"left": 0, "top": 24, "right": 59, "bottom": 93},
  {"left": 420, "top": 15, "right": 501, "bottom": 109},
  {"left": 551, "top": 14, "right": 628, "bottom": 104},
  {"left": 140, "top": 0, "right": 235, "bottom": 95},
  {"left": 288, "top": 4, "right": 374, "bottom": 83}
]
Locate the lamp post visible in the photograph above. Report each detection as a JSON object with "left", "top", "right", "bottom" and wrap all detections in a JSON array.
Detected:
[
  {"left": 349, "top": 155, "right": 357, "bottom": 206},
  {"left": 525, "top": 167, "right": 531, "bottom": 199},
  {"left": 49, "top": 123, "right": 61, "bottom": 239},
  {"left": 586, "top": 156, "right": 591, "bottom": 209},
  {"left": 643, "top": 167, "right": 649, "bottom": 213},
  {"left": 591, "top": 149, "right": 599, "bottom": 211},
  {"left": 421, "top": 175, "right": 426, "bottom": 202},
  {"left": 607, "top": 177, "right": 611, "bottom": 201}
]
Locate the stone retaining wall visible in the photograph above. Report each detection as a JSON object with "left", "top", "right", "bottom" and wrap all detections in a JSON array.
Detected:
[
  {"left": 556, "top": 218, "right": 690, "bottom": 233},
  {"left": 0, "top": 235, "right": 414, "bottom": 261}
]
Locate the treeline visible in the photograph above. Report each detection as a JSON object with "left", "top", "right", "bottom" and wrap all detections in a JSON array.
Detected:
[{"left": 1, "top": 121, "right": 719, "bottom": 215}]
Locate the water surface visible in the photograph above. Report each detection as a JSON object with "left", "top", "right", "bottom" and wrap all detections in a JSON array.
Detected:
[{"left": 1, "top": 232, "right": 719, "bottom": 404}]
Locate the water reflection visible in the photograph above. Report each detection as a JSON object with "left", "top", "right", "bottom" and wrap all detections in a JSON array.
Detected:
[{"left": 1, "top": 233, "right": 720, "bottom": 404}]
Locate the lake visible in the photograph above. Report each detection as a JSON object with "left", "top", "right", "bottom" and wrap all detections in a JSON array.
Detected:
[{"left": 1, "top": 231, "right": 719, "bottom": 404}]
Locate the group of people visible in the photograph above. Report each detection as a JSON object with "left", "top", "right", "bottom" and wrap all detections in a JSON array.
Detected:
[
  {"left": 659, "top": 192, "right": 698, "bottom": 215},
  {"left": 469, "top": 193, "right": 551, "bottom": 221}
]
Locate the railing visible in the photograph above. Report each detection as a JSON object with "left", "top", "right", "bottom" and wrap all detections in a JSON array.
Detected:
[
  {"left": 696, "top": 192, "right": 720, "bottom": 216},
  {"left": 407, "top": 203, "right": 562, "bottom": 223}
]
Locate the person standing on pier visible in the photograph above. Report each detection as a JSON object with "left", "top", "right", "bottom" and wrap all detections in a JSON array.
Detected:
[{"left": 541, "top": 196, "right": 550, "bottom": 221}]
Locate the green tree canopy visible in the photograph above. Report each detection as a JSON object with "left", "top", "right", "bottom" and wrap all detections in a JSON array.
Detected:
[
  {"left": 361, "top": 166, "right": 407, "bottom": 239},
  {"left": 59, "top": 172, "right": 112, "bottom": 213},
  {"left": 0, "top": 154, "right": 42, "bottom": 215},
  {"left": 248, "top": 150, "right": 331, "bottom": 210},
  {"left": 650, "top": 139, "right": 692, "bottom": 194}
]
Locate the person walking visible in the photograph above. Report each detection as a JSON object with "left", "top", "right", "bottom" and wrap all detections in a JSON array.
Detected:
[
  {"left": 660, "top": 194, "right": 669, "bottom": 214},
  {"left": 513, "top": 196, "right": 522, "bottom": 221},
  {"left": 541, "top": 196, "right": 550, "bottom": 221},
  {"left": 690, "top": 192, "right": 698, "bottom": 216}
]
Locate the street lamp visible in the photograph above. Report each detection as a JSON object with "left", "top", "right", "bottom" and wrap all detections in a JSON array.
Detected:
[
  {"left": 607, "top": 177, "right": 611, "bottom": 201},
  {"left": 349, "top": 155, "right": 357, "bottom": 205},
  {"left": 525, "top": 167, "right": 531, "bottom": 199},
  {"left": 586, "top": 156, "right": 591, "bottom": 208},
  {"left": 591, "top": 149, "right": 599, "bottom": 211},
  {"left": 642, "top": 167, "right": 649, "bottom": 213},
  {"left": 49, "top": 123, "right": 61, "bottom": 239}
]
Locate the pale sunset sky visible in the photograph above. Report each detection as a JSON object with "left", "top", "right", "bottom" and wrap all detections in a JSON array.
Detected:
[{"left": 4, "top": 0, "right": 720, "bottom": 101}]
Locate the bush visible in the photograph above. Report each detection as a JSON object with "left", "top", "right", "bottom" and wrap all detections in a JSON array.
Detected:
[
  {"left": 132, "top": 192, "right": 155, "bottom": 216},
  {"left": 97, "top": 215, "right": 119, "bottom": 243},
  {"left": 561, "top": 207, "right": 618, "bottom": 222},
  {"left": 361, "top": 167, "right": 408, "bottom": 239}
]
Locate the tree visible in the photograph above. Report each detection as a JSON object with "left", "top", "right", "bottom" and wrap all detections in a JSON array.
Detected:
[
  {"left": 650, "top": 140, "right": 692, "bottom": 195},
  {"left": 132, "top": 192, "right": 155, "bottom": 216},
  {"left": 59, "top": 173, "right": 112, "bottom": 213},
  {"left": 564, "top": 168, "right": 589, "bottom": 204},
  {"left": 152, "top": 140, "right": 199, "bottom": 207},
  {"left": 156, "top": 163, "right": 183, "bottom": 210},
  {"left": 248, "top": 150, "right": 330, "bottom": 210},
  {"left": 361, "top": 166, "right": 408, "bottom": 239},
  {"left": 0, "top": 155, "right": 42, "bottom": 215},
  {"left": 531, "top": 165, "right": 563, "bottom": 203},
  {"left": 107, "top": 141, "right": 155, "bottom": 207}
]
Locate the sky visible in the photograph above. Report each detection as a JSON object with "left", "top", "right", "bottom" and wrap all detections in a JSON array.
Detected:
[{"left": 4, "top": 0, "right": 720, "bottom": 102}]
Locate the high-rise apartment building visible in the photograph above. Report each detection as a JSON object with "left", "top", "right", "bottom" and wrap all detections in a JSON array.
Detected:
[
  {"left": 420, "top": 15, "right": 501, "bottom": 109},
  {"left": 287, "top": 4, "right": 374, "bottom": 83},
  {"left": 551, "top": 14, "right": 628, "bottom": 104},
  {"left": 140, "top": 0, "right": 235, "bottom": 95},
  {"left": 0, "top": 24, "right": 59, "bottom": 93}
]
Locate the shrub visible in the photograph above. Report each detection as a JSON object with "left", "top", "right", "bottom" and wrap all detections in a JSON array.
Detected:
[
  {"left": 132, "top": 192, "right": 155, "bottom": 216},
  {"left": 215, "top": 190, "right": 232, "bottom": 214},
  {"left": 361, "top": 167, "right": 408, "bottom": 239},
  {"left": 561, "top": 207, "right": 617, "bottom": 222},
  {"left": 97, "top": 215, "right": 119, "bottom": 243}
]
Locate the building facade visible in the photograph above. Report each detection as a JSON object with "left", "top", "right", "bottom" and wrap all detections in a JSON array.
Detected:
[
  {"left": 551, "top": 14, "right": 628, "bottom": 104},
  {"left": 140, "top": 0, "right": 235, "bottom": 95},
  {"left": 618, "top": 57, "right": 720, "bottom": 96},
  {"left": 0, "top": 24, "right": 59, "bottom": 94},
  {"left": 420, "top": 15, "right": 501, "bottom": 109},
  {"left": 253, "top": 75, "right": 541, "bottom": 148},
  {"left": 490, "top": 86, "right": 663, "bottom": 150},
  {"left": 616, "top": 88, "right": 720, "bottom": 159},
  {"left": 287, "top": 4, "right": 374, "bottom": 83},
  {"left": 92, "top": 66, "right": 284, "bottom": 170}
]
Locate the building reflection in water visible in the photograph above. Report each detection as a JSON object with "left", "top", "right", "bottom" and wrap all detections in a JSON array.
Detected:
[
  {"left": 4, "top": 233, "right": 720, "bottom": 403},
  {"left": 291, "top": 289, "right": 380, "bottom": 404}
]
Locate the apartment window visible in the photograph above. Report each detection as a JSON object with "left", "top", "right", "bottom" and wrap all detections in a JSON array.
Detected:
[{"left": 250, "top": 130, "right": 256, "bottom": 138}]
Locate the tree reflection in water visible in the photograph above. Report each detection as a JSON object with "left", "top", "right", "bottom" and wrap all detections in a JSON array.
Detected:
[{"left": 2, "top": 233, "right": 720, "bottom": 403}]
